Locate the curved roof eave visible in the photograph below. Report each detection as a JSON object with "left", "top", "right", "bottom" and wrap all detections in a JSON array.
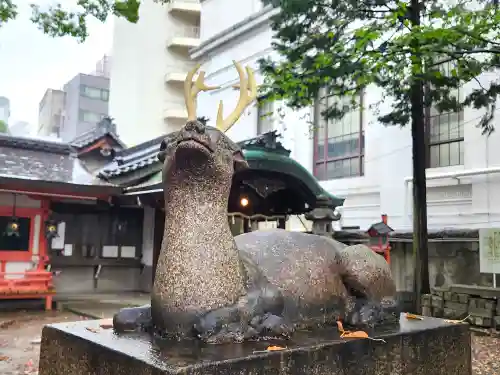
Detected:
[{"left": 241, "top": 149, "right": 345, "bottom": 208}]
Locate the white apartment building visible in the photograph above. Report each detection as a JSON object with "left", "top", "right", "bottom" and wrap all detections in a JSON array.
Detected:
[
  {"left": 0, "top": 97, "right": 10, "bottom": 125},
  {"left": 92, "top": 54, "right": 112, "bottom": 78},
  {"left": 191, "top": 0, "right": 500, "bottom": 231},
  {"left": 109, "top": 0, "right": 202, "bottom": 146}
]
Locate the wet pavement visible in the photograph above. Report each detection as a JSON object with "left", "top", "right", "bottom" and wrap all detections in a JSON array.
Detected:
[{"left": 0, "top": 310, "right": 496, "bottom": 374}]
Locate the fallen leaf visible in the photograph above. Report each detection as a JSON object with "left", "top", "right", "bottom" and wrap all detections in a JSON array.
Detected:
[
  {"left": 341, "top": 331, "right": 369, "bottom": 338},
  {"left": 85, "top": 327, "right": 100, "bottom": 333},
  {"left": 266, "top": 345, "right": 285, "bottom": 351},
  {"left": 99, "top": 319, "right": 113, "bottom": 329},
  {"left": 444, "top": 315, "right": 470, "bottom": 324},
  {"left": 405, "top": 313, "right": 424, "bottom": 320},
  {"left": 337, "top": 320, "right": 386, "bottom": 343},
  {"left": 0, "top": 355, "right": 9, "bottom": 361}
]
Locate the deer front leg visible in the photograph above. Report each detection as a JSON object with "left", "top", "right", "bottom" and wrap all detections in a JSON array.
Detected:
[
  {"left": 194, "top": 285, "right": 293, "bottom": 344},
  {"left": 113, "top": 305, "right": 153, "bottom": 332}
]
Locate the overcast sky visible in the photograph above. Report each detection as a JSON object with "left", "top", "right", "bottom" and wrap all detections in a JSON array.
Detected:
[{"left": 0, "top": 0, "right": 113, "bottom": 129}]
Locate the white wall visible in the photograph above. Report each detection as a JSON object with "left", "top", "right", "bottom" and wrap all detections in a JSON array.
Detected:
[
  {"left": 197, "top": 0, "right": 500, "bottom": 232},
  {"left": 201, "top": 0, "right": 264, "bottom": 41},
  {"left": 109, "top": 0, "right": 195, "bottom": 146}
]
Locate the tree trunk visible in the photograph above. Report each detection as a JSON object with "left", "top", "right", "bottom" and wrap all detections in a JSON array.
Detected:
[{"left": 409, "top": 0, "right": 431, "bottom": 312}]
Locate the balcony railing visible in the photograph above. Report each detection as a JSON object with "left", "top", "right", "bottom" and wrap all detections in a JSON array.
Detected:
[
  {"left": 167, "top": 26, "right": 201, "bottom": 49},
  {"left": 165, "top": 64, "right": 198, "bottom": 83},
  {"left": 166, "top": 64, "right": 197, "bottom": 74},
  {"left": 165, "top": 97, "right": 186, "bottom": 106},
  {"left": 178, "top": 25, "right": 200, "bottom": 39}
]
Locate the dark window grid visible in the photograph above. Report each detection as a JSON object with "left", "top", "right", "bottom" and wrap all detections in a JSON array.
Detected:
[
  {"left": 79, "top": 110, "right": 107, "bottom": 123},
  {"left": 80, "top": 85, "right": 110, "bottom": 101},
  {"left": 426, "top": 106, "right": 464, "bottom": 168},
  {"left": 313, "top": 93, "right": 364, "bottom": 180},
  {"left": 256, "top": 96, "right": 275, "bottom": 135},
  {"left": 424, "top": 61, "right": 464, "bottom": 168}
]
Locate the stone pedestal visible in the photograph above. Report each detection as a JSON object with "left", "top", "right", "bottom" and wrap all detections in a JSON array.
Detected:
[{"left": 39, "top": 314, "right": 471, "bottom": 375}]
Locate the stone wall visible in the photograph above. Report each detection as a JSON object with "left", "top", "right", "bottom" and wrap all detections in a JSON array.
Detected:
[
  {"left": 53, "top": 266, "right": 144, "bottom": 295},
  {"left": 422, "top": 285, "right": 500, "bottom": 330},
  {"left": 388, "top": 240, "right": 493, "bottom": 293}
]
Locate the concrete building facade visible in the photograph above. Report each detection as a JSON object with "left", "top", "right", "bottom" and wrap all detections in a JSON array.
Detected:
[
  {"left": 60, "top": 73, "right": 110, "bottom": 142},
  {"left": 38, "top": 74, "right": 110, "bottom": 142},
  {"left": 92, "top": 54, "right": 112, "bottom": 78},
  {"left": 9, "top": 121, "right": 33, "bottom": 136},
  {"left": 38, "top": 89, "right": 65, "bottom": 137},
  {"left": 191, "top": 2, "right": 500, "bottom": 232},
  {"left": 109, "top": 0, "right": 201, "bottom": 146},
  {"left": 0, "top": 97, "right": 10, "bottom": 125}
]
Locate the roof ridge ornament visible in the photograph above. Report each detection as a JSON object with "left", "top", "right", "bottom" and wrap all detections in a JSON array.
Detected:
[{"left": 183, "top": 60, "right": 257, "bottom": 133}]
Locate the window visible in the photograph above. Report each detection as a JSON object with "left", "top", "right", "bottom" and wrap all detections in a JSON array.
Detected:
[
  {"left": 0, "top": 217, "right": 31, "bottom": 251},
  {"left": 313, "top": 93, "right": 364, "bottom": 180},
  {"left": 257, "top": 97, "right": 275, "bottom": 135},
  {"left": 79, "top": 110, "right": 105, "bottom": 123},
  {"left": 80, "top": 85, "right": 109, "bottom": 101},
  {"left": 426, "top": 62, "right": 464, "bottom": 168}
]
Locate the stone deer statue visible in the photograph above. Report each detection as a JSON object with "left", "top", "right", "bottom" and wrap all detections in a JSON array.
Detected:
[{"left": 113, "top": 61, "right": 399, "bottom": 343}]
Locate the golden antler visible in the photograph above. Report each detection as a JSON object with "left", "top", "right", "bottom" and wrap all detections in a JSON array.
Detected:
[
  {"left": 216, "top": 61, "right": 257, "bottom": 132},
  {"left": 184, "top": 64, "right": 219, "bottom": 121}
]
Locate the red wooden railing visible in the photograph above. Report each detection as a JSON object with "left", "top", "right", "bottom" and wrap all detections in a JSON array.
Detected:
[{"left": 0, "top": 270, "right": 55, "bottom": 310}]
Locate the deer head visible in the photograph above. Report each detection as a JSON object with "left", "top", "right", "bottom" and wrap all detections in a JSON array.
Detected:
[{"left": 158, "top": 61, "right": 257, "bottom": 183}]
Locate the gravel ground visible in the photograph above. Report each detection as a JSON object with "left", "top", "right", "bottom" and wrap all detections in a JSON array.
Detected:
[
  {"left": 0, "top": 311, "right": 86, "bottom": 375},
  {"left": 0, "top": 311, "right": 496, "bottom": 374},
  {"left": 472, "top": 333, "right": 500, "bottom": 375}
]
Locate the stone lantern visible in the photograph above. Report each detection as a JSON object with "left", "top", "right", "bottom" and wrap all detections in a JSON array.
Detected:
[{"left": 305, "top": 195, "right": 341, "bottom": 236}]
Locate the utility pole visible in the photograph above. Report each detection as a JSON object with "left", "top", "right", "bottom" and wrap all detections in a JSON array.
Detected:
[{"left": 409, "top": 0, "right": 430, "bottom": 312}]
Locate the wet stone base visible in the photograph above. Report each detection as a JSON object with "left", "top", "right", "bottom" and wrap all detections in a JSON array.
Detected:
[{"left": 38, "top": 314, "right": 471, "bottom": 375}]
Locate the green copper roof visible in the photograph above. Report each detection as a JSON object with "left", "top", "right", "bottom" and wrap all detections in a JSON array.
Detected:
[
  {"left": 124, "top": 131, "right": 344, "bottom": 210},
  {"left": 241, "top": 148, "right": 344, "bottom": 208}
]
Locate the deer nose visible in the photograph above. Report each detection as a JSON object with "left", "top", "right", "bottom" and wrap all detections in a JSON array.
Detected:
[{"left": 184, "top": 120, "right": 205, "bottom": 134}]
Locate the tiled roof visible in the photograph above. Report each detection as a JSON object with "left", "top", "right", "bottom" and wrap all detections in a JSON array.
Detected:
[
  {"left": 70, "top": 117, "right": 126, "bottom": 150},
  {"left": 0, "top": 134, "right": 75, "bottom": 182},
  {"left": 71, "top": 129, "right": 125, "bottom": 149},
  {"left": 98, "top": 134, "right": 166, "bottom": 179},
  {"left": 0, "top": 133, "right": 116, "bottom": 185},
  {"left": 368, "top": 222, "right": 394, "bottom": 235},
  {"left": 70, "top": 128, "right": 125, "bottom": 149},
  {"left": 0, "top": 133, "right": 71, "bottom": 154}
]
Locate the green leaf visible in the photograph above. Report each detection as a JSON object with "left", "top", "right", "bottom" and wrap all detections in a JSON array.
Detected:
[
  {"left": 0, "top": 0, "right": 175, "bottom": 42},
  {"left": 0, "top": 120, "right": 8, "bottom": 134}
]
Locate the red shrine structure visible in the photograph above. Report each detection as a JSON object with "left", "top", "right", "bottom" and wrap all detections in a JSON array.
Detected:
[
  {"left": 0, "top": 119, "right": 123, "bottom": 310},
  {"left": 367, "top": 214, "right": 394, "bottom": 264}
]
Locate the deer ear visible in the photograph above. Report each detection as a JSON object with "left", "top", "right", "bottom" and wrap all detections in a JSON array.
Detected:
[{"left": 233, "top": 151, "right": 248, "bottom": 172}]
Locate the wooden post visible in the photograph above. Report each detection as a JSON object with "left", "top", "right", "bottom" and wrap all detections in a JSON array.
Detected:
[{"left": 277, "top": 218, "right": 286, "bottom": 229}]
